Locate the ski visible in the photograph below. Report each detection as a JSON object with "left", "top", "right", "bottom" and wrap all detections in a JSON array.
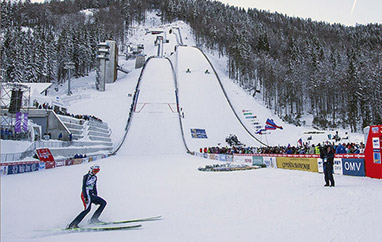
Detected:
[
  {"left": 35, "top": 224, "right": 142, "bottom": 233},
  {"left": 95, "top": 215, "right": 162, "bottom": 225},
  {"left": 37, "top": 224, "right": 142, "bottom": 233},
  {"left": 65, "top": 224, "right": 142, "bottom": 232}
]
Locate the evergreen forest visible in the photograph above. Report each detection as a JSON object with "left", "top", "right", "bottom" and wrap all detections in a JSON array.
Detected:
[{"left": 1, "top": 0, "right": 381, "bottom": 131}]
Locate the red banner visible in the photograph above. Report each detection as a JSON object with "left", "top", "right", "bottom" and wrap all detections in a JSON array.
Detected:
[
  {"left": 364, "top": 125, "right": 382, "bottom": 178},
  {"left": 36, "top": 148, "right": 55, "bottom": 169}
]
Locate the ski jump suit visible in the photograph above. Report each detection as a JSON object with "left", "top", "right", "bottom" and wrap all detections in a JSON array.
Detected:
[{"left": 68, "top": 172, "right": 107, "bottom": 228}]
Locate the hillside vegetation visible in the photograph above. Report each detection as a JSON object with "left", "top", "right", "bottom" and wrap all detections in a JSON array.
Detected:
[{"left": 1, "top": 0, "right": 381, "bottom": 131}]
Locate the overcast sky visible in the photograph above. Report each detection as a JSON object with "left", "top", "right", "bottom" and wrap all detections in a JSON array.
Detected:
[
  {"left": 217, "top": 0, "right": 381, "bottom": 26},
  {"left": 29, "top": 0, "right": 381, "bottom": 27}
]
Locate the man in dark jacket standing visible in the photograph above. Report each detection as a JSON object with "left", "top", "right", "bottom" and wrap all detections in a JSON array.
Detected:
[
  {"left": 67, "top": 165, "right": 107, "bottom": 229},
  {"left": 321, "top": 145, "right": 335, "bottom": 187}
]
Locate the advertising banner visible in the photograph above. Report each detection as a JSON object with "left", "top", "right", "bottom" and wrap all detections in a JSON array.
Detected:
[
  {"left": 55, "top": 160, "right": 65, "bottom": 167},
  {"left": 234, "top": 155, "right": 253, "bottom": 164},
  {"left": 252, "top": 156, "right": 264, "bottom": 166},
  {"left": 194, "top": 152, "right": 204, "bottom": 158},
  {"left": 222, "top": 154, "right": 233, "bottom": 162},
  {"left": 65, "top": 159, "right": 74, "bottom": 166},
  {"left": 333, "top": 159, "right": 343, "bottom": 175},
  {"left": 342, "top": 158, "right": 365, "bottom": 176},
  {"left": 39, "top": 162, "right": 46, "bottom": 170},
  {"left": 277, "top": 157, "right": 318, "bottom": 172},
  {"left": 317, "top": 159, "right": 323, "bottom": 173},
  {"left": 263, "top": 157, "right": 277, "bottom": 168},
  {"left": 218, "top": 154, "right": 228, "bottom": 162},
  {"left": 6, "top": 162, "right": 39, "bottom": 175},
  {"left": 36, "top": 148, "right": 55, "bottom": 162},
  {"left": 44, "top": 160, "right": 55, "bottom": 169},
  {"left": 73, "top": 158, "right": 83, "bottom": 165},
  {"left": 190, "top": 129, "right": 208, "bottom": 138},
  {"left": 374, "top": 152, "right": 381, "bottom": 164},
  {"left": 317, "top": 158, "right": 343, "bottom": 174},
  {"left": 1, "top": 166, "right": 8, "bottom": 176},
  {"left": 214, "top": 154, "right": 232, "bottom": 162},
  {"left": 209, "top": 154, "right": 219, "bottom": 160},
  {"left": 364, "top": 125, "right": 382, "bottom": 178}
]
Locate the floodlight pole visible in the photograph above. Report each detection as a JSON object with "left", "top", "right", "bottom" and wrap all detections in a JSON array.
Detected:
[
  {"left": 64, "top": 61, "right": 75, "bottom": 96},
  {"left": 96, "top": 43, "right": 110, "bottom": 92}
]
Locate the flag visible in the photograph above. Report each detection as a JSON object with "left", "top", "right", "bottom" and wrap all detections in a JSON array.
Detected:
[
  {"left": 15, "top": 112, "right": 22, "bottom": 133},
  {"left": 22, "top": 113, "right": 28, "bottom": 132},
  {"left": 266, "top": 118, "right": 283, "bottom": 130},
  {"left": 265, "top": 124, "right": 276, "bottom": 130},
  {"left": 298, "top": 138, "right": 303, "bottom": 146},
  {"left": 256, "top": 128, "right": 266, "bottom": 134}
]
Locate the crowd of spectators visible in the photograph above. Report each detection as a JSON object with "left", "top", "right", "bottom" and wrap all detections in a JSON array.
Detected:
[
  {"left": 1, "top": 127, "right": 30, "bottom": 140},
  {"left": 200, "top": 142, "right": 365, "bottom": 155},
  {"left": 56, "top": 110, "right": 103, "bottom": 123},
  {"left": 74, "top": 154, "right": 87, "bottom": 159},
  {"left": 34, "top": 100, "right": 103, "bottom": 123}
]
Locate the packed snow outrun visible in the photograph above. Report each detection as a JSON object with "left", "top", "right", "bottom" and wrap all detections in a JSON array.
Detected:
[{"left": 2, "top": 15, "right": 382, "bottom": 242}]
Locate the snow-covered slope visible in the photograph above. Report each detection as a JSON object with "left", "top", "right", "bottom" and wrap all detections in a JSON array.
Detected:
[{"left": 1, "top": 13, "right": 377, "bottom": 242}]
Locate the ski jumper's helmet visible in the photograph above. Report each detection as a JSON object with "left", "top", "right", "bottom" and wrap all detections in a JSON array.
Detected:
[{"left": 89, "top": 165, "right": 100, "bottom": 174}]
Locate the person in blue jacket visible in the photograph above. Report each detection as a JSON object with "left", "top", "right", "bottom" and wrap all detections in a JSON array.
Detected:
[
  {"left": 67, "top": 165, "right": 107, "bottom": 229},
  {"left": 335, "top": 143, "right": 346, "bottom": 154}
]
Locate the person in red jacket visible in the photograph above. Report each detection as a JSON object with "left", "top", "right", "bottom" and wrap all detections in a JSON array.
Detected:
[{"left": 67, "top": 165, "right": 107, "bottom": 229}]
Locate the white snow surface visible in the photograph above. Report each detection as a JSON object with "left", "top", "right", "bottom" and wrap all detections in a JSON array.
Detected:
[{"left": 1, "top": 14, "right": 380, "bottom": 242}]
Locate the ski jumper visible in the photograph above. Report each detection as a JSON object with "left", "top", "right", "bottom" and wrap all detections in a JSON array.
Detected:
[{"left": 68, "top": 168, "right": 107, "bottom": 228}]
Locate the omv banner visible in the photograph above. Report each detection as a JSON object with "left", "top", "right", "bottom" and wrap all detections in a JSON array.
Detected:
[{"left": 342, "top": 158, "right": 365, "bottom": 176}]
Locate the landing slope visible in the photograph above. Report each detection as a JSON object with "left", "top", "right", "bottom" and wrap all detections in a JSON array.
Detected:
[
  {"left": 118, "top": 57, "right": 186, "bottom": 155},
  {"left": 177, "top": 46, "right": 263, "bottom": 151}
]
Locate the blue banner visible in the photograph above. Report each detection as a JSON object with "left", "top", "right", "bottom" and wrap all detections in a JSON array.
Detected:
[
  {"left": 7, "top": 163, "right": 40, "bottom": 175},
  {"left": 342, "top": 158, "right": 365, "bottom": 176},
  {"left": 191, "top": 129, "right": 208, "bottom": 138},
  {"left": 218, "top": 154, "right": 233, "bottom": 162},
  {"left": 39, "top": 162, "right": 46, "bottom": 170}
]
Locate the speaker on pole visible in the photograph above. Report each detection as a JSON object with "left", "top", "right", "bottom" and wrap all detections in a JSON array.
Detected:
[{"left": 9, "top": 89, "right": 23, "bottom": 113}]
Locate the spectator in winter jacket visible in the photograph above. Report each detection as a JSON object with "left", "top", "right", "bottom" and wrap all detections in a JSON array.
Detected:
[
  {"left": 335, "top": 143, "right": 346, "bottom": 154},
  {"left": 309, "top": 145, "right": 316, "bottom": 154},
  {"left": 315, "top": 144, "right": 321, "bottom": 155},
  {"left": 321, "top": 145, "right": 335, "bottom": 187}
]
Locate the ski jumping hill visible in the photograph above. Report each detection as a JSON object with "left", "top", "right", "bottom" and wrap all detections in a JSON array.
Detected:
[{"left": 116, "top": 25, "right": 265, "bottom": 155}]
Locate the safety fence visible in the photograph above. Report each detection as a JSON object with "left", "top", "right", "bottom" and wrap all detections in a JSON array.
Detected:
[
  {"left": 194, "top": 152, "right": 367, "bottom": 177},
  {"left": 1, "top": 153, "right": 108, "bottom": 176}
]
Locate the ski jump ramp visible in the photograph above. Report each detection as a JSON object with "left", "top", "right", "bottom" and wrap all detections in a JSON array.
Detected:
[
  {"left": 118, "top": 57, "right": 187, "bottom": 155},
  {"left": 176, "top": 46, "right": 263, "bottom": 151}
]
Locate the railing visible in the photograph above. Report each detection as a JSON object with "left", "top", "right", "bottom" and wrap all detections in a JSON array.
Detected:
[
  {"left": 1, "top": 140, "right": 114, "bottom": 162},
  {"left": 166, "top": 57, "right": 191, "bottom": 154}
]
